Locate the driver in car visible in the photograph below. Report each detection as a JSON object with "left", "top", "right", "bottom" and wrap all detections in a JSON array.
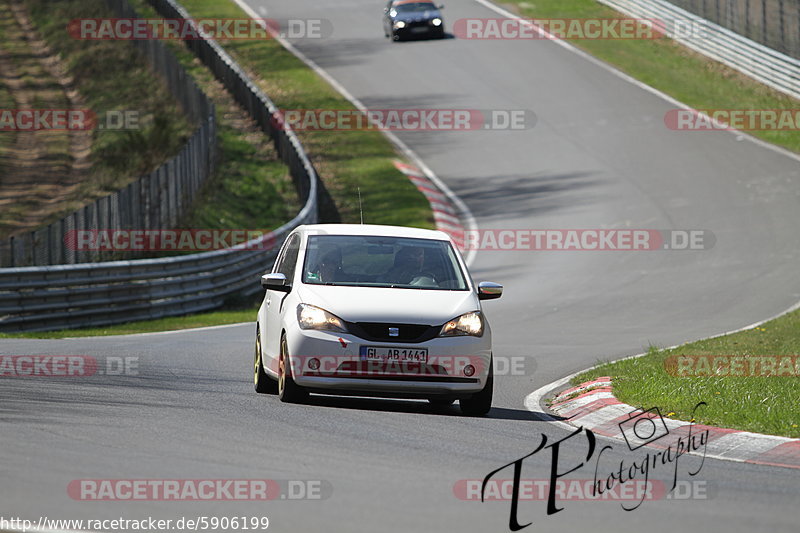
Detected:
[{"left": 386, "top": 246, "right": 435, "bottom": 285}]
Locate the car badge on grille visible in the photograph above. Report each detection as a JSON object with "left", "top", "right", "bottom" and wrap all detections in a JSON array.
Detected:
[{"left": 389, "top": 327, "right": 399, "bottom": 337}]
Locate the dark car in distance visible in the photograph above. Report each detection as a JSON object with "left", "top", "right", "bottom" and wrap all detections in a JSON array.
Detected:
[{"left": 383, "top": 1, "right": 445, "bottom": 41}]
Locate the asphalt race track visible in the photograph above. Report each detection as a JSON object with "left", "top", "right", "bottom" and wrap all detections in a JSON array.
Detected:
[{"left": 2, "top": 1, "right": 799, "bottom": 532}]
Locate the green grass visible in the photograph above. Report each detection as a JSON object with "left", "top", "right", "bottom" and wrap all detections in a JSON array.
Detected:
[
  {"left": 0, "top": 0, "right": 193, "bottom": 239},
  {"left": 0, "top": 0, "right": 73, "bottom": 233},
  {"left": 121, "top": 0, "right": 300, "bottom": 242},
  {"left": 503, "top": 0, "right": 800, "bottom": 152},
  {"left": 0, "top": 81, "right": 13, "bottom": 172},
  {"left": 162, "top": 0, "right": 434, "bottom": 228},
  {"left": 0, "top": 307, "right": 256, "bottom": 338},
  {"left": 24, "top": 0, "right": 193, "bottom": 182},
  {"left": 574, "top": 308, "right": 800, "bottom": 438}
]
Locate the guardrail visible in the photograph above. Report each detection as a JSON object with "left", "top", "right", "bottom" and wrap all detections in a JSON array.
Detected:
[
  {"left": 598, "top": 0, "right": 800, "bottom": 100},
  {"left": 0, "top": 0, "right": 217, "bottom": 267},
  {"left": 0, "top": 0, "right": 319, "bottom": 332},
  {"left": 147, "top": 0, "right": 316, "bottom": 206},
  {"left": 667, "top": 0, "right": 800, "bottom": 60}
]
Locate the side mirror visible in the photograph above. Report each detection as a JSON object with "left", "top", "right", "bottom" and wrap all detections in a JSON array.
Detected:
[
  {"left": 261, "top": 272, "right": 291, "bottom": 293},
  {"left": 478, "top": 281, "right": 502, "bottom": 300},
  {"left": 438, "top": 3, "right": 445, "bottom": 9}
]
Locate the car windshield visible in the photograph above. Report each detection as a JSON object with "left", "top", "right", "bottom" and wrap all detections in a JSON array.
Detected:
[
  {"left": 394, "top": 3, "right": 438, "bottom": 13},
  {"left": 303, "top": 235, "right": 468, "bottom": 290}
]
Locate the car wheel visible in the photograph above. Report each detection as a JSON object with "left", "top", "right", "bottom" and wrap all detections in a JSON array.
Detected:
[
  {"left": 392, "top": 32, "right": 401, "bottom": 41},
  {"left": 278, "top": 334, "right": 308, "bottom": 403},
  {"left": 428, "top": 397, "right": 456, "bottom": 407},
  {"left": 459, "top": 360, "right": 493, "bottom": 416},
  {"left": 254, "top": 326, "right": 277, "bottom": 394}
]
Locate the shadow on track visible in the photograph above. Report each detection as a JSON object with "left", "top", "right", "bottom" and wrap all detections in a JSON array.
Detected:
[{"left": 293, "top": 393, "right": 553, "bottom": 421}]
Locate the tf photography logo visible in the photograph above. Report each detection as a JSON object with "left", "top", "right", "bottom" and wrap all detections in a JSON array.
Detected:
[
  {"left": 617, "top": 407, "right": 670, "bottom": 451},
  {"left": 478, "top": 402, "right": 709, "bottom": 530}
]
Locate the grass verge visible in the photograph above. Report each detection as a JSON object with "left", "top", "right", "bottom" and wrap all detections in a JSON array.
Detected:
[
  {"left": 25, "top": 0, "right": 193, "bottom": 177},
  {"left": 574, "top": 308, "right": 800, "bottom": 438},
  {"left": 154, "top": 0, "right": 434, "bottom": 228},
  {"left": 0, "top": 53, "right": 13, "bottom": 177},
  {"left": 502, "top": 0, "right": 800, "bottom": 152},
  {"left": 122, "top": 0, "right": 300, "bottom": 243},
  {"left": 0, "top": 0, "right": 193, "bottom": 238}
]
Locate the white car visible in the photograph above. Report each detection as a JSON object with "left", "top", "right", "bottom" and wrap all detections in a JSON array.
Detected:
[{"left": 253, "top": 224, "right": 502, "bottom": 416}]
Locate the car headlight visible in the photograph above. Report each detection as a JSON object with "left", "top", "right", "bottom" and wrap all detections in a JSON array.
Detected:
[
  {"left": 440, "top": 311, "right": 484, "bottom": 337},
  {"left": 431, "top": 18, "right": 442, "bottom": 26},
  {"left": 297, "top": 304, "right": 347, "bottom": 333},
  {"left": 394, "top": 20, "right": 406, "bottom": 29}
]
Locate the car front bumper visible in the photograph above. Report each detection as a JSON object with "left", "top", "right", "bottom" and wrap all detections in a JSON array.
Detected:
[
  {"left": 284, "top": 323, "right": 491, "bottom": 397},
  {"left": 394, "top": 23, "right": 444, "bottom": 38}
]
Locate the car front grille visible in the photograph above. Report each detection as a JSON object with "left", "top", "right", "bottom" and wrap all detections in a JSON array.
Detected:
[
  {"left": 345, "top": 322, "right": 441, "bottom": 343},
  {"left": 405, "top": 20, "right": 431, "bottom": 29}
]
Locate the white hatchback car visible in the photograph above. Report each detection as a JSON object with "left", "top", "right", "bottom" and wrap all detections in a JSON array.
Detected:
[{"left": 253, "top": 224, "right": 502, "bottom": 416}]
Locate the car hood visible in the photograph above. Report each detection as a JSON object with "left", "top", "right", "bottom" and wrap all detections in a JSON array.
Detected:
[
  {"left": 393, "top": 9, "right": 442, "bottom": 23},
  {"left": 296, "top": 284, "right": 476, "bottom": 325}
]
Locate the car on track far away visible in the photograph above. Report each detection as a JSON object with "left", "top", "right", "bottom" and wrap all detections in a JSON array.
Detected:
[
  {"left": 383, "top": 0, "right": 445, "bottom": 41},
  {"left": 254, "top": 224, "right": 502, "bottom": 416}
]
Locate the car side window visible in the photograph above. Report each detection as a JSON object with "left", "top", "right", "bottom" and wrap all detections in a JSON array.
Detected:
[{"left": 275, "top": 234, "right": 301, "bottom": 280}]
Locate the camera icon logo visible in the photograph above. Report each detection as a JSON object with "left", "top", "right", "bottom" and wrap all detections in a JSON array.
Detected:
[{"left": 618, "top": 407, "right": 670, "bottom": 451}]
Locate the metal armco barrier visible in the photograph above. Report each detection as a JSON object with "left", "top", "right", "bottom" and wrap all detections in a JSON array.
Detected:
[
  {"left": 599, "top": 0, "right": 800, "bottom": 100},
  {"left": 666, "top": 0, "right": 800, "bottom": 60},
  {"left": 0, "top": 219, "right": 306, "bottom": 333},
  {"left": 0, "top": 0, "right": 319, "bottom": 332}
]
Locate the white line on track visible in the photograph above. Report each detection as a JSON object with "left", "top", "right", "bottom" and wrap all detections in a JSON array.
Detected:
[
  {"left": 60, "top": 321, "right": 253, "bottom": 339},
  {"left": 472, "top": 0, "right": 800, "bottom": 164},
  {"left": 232, "top": 0, "right": 479, "bottom": 267}
]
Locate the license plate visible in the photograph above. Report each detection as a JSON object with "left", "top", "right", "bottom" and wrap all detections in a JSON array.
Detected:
[
  {"left": 410, "top": 27, "right": 428, "bottom": 33},
  {"left": 360, "top": 346, "right": 428, "bottom": 363}
]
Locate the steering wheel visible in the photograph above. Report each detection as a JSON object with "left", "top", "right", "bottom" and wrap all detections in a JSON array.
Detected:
[{"left": 409, "top": 272, "right": 438, "bottom": 286}]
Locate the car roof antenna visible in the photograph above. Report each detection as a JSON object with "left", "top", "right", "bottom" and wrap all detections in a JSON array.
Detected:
[{"left": 358, "top": 187, "right": 364, "bottom": 224}]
